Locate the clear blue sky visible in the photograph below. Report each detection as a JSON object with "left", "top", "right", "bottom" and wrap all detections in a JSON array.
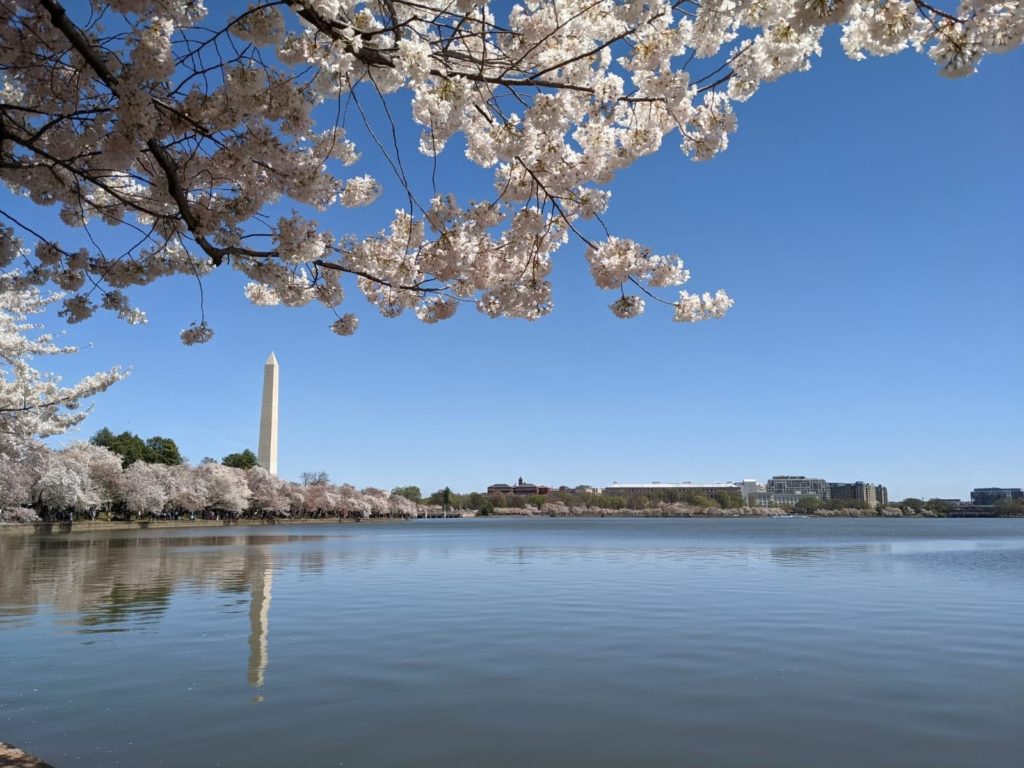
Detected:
[{"left": 11, "top": 30, "right": 1023, "bottom": 501}]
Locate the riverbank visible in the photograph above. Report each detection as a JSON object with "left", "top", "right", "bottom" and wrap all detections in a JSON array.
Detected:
[
  {"left": 0, "top": 741, "right": 53, "bottom": 768},
  {"left": 0, "top": 517, "right": 408, "bottom": 535},
  {"left": 2, "top": 507, "right": 1016, "bottom": 535}
]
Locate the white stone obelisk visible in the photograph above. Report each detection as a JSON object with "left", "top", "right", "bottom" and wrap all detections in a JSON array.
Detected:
[{"left": 257, "top": 352, "right": 279, "bottom": 476}]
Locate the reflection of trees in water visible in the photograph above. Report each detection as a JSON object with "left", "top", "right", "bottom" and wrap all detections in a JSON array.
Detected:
[
  {"left": 0, "top": 533, "right": 334, "bottom": 689},
  {"left": 0, "top": 535, "right": 274, "bottom": 618},
  {"left": 78, "top": 583, "right": 174, "bottom": 631},
  {"left": 0, "top": 530, "right": 417, "bottom": 690}
]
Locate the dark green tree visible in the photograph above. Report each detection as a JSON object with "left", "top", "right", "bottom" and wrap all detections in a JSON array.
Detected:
[
  {"left": 719, "top": 493, "right": 745, "bottom": 509},
  {"left": 222, "top": 449, "right": 258, "bottom": 470},
  {"left": 994, "top": 498, "right": 1024, "bottom": 516},
  {"left": 91, "top": 428, "right": 147, "bottom": 466},
  {"left": 392, "top": 485, "right": 422, "bottom": 502},
  {"left": 684, "top": 493, "right": 717, "bottom": 508},
  {"left": 793, "top": 496, "right": 822, "bottom": 514},
  {"left": 427, "top": 487, "right": 456, "bottom": 509},
  {"left": 144, "top": 436, "right": 183, "bottom": 465}
]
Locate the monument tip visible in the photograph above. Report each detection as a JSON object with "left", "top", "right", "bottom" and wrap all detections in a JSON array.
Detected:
[{"left": 265, "top": 351, "right": 278, "bottom": 365}]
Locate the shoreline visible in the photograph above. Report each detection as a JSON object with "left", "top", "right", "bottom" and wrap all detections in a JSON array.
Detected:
[
  {"left": 0, "top": 741, "right": 53, "bottom": 768},
  {"left": 0, "top": 517, "right": 404, "bottom": 536},
  {"left": 2, "top": 511, "right": 1019, "bottom": 535}
]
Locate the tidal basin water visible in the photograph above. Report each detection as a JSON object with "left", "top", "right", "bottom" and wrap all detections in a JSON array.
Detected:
[{"left": 1, "top": 518, "right": 1022, "bottom": 767}]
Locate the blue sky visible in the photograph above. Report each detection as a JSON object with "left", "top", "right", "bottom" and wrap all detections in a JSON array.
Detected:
[{"left": 10, "top": 30, "right": 1022, "bottom": 501}]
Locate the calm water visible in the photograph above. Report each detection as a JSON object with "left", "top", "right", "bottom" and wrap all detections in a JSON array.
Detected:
[{"left": 1, "top": 518, "right": 1022, "bottom": 767}]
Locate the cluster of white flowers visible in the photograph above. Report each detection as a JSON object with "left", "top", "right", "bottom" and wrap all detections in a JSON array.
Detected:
[
  {"left": 330, "top": 313, "right": 359, "bottom": 336},
  {"left": 0, "top": 0, "right": 1017, "bottom": 346},
  {"left": 673, "top": 290, "right": 736, "bottom": 322},
  {"left": 340, "top": 175, "right": 383, "bottom": 208},
  {"left": 180, "top": 322, "right": 215, "bottom": 346},
  {"left": 609, "top": 295, "right": 646, "bottom": 319},
  {"left": 1, "top": 274, "right": 126, "bottom": 460}
]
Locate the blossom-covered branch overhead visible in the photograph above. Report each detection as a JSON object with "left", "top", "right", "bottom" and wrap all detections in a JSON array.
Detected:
[{"left": 0, "top": 0, "right": 1018, "bottom": 341}]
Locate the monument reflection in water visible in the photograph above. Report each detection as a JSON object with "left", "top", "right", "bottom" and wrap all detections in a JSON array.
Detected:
[
  {"left": 247, "top": 563, "right": 272, "bottom": 689},
  {"left": 0, "top": 531, "right": 302, "bottom": 691}
]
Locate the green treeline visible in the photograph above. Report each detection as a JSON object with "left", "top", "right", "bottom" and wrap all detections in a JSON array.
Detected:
[
  {"left": 91, "top": 428, "right": 183, "bottom": 467},
  {"left": 392, "top": 487, "right": 747, "bottom": 515},
  {"left": 91, "top": 429, "right": 262, "bottom": 471}
]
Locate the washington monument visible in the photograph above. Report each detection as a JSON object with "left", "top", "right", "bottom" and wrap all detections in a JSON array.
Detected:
[{"left": 258, "top": 352, "right": 279, "bottom": 476}]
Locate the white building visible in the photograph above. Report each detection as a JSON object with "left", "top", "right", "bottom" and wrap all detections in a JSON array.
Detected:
[{"left": 736, "top": 479, "right": 765, "bottom": 503}]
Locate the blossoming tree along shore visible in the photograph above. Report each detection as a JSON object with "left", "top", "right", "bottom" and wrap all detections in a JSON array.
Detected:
[
  {"left": 0, "top": 439, "right": 419, "bottom": 521},
  {"left": 0, "top": 0, "right": 1018, "bottom": 344}
]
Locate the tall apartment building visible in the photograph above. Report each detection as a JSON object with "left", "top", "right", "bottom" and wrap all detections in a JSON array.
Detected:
[{"left": 829, "top": 481, "right": 888, "bottom": 506}]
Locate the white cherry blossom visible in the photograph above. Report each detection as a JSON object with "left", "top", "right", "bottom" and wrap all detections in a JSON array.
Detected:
[
  {"left": 0, "top": 0, "right": 1017, "bottom": 346},
  {"left": 1, "top": 271, "right": 126, "bottom": 459}
]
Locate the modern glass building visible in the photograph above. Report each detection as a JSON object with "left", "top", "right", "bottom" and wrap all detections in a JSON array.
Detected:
[
  {"left": 766, "top": 476, "right": 830, "bottom": 501},
  {"left": 970, "top": 488, "right": 1023, "bottom": 506}
]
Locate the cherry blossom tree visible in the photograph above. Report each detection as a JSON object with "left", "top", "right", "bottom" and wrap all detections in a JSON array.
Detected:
[
  {"left": 246, "top": 465, "right": 291, "bottom": 515},
  {"left": 165, "top": 463, "right": 209, "bottom": 515},
  {"left": 61, "top": 441, "right": 123, "bottom": 509},
  {"left": 33, "top": 448, "right": 105, "bottom": 516},
  {"left": 1, "top": 272, "right": 125, "bottom": 458},
  {"left": 337, "top": 483, "right": 373, "bottom": 518},
  {"left": 1, "top": 0, "right": 1017, "bottom": 346},
  {"left": 0, "top": 441, "right": 45, "bottom": 516},
  {"left": 120, "top": 460, "right": 170, "bottom": 516},
  {"left": 388, "top": 492, "right": 418, "bottom": 517},
  {"left": 197, "top": 462, "right": 251, "bottom": 516},
  {"left": 301, "top": 479, "right": 342, "bottom": 515}
]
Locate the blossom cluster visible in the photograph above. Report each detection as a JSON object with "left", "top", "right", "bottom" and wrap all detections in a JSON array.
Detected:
[{"left": 0, "top": 0, "right": 1017, "bottom": 343}]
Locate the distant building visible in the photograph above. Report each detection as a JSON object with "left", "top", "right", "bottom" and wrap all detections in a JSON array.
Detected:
[
  {"left": 752, "top": 492, "right": 802, "bottom": 508},
  {"left": 603, "top": 482, "right": 743, "bottom": 502},
  {"left": 766, "top": 476, "right": 830, "bottom": 501},
  {"left": 487, "top": 478, "right": 551, "bottom": 496},
  {"left": 736, "top": 479, "right": 765, "bottom": 504},
  {"left": 555, "top": 485, "right": 599, "bottom": 495},
  {"left": 750, "top": 475, "right": 831, "bottom": 507},
  {"left": 830, "top": 481, "right": 887, "bottom": 506},
  {"left": 970, "top": 488, "right": 1023, "bottom": 506}
]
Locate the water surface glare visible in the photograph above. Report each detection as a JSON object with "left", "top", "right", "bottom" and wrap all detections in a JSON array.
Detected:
[{"left": 1, "top": 517, "right": 1022, "bottom": 767}]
